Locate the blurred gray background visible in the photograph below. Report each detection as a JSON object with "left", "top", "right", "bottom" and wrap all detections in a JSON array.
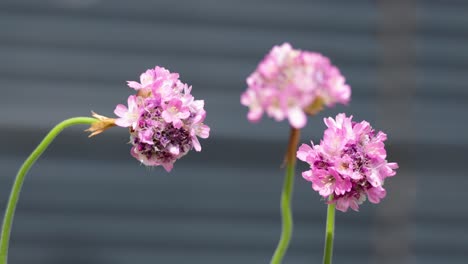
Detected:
[{"left": 1, "top": 0, "right": 467, "bottom": 263}]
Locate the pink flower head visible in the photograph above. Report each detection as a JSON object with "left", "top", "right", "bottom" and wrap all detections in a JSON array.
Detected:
[
  {"left": 114, "top": 66, "right": 210, "bottom": 172},
  {"left": 297, "top": 113, "right": 398, "bottom": 212},
  {"left": 241, "top": 43, "right": 351, "bottom": 129}
]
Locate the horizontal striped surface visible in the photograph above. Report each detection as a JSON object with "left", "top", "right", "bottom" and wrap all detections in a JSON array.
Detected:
[{"left": 1, "top": 0, "right": 467, "bottom": 263}]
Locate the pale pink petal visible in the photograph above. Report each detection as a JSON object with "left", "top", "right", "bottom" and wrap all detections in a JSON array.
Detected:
[
  {"left": 115, "top": 118, "right": 132, "bottom": 127},
  {"left": 287, "top": 106, "right": 306, "bottom": 128},
  {"left": 161, "top": 111, "right": 173, "bottom": 123},
  {"left": 127, "top": 81, "right": 142, "bottom": 90},
  {"left": 191, "top": 99, "right": 204, "bottom": 111},
  {"left": 348, "top": 199, "right": 360, "bottom": 211},
  {"left": 139, "top": 130, "right": 154, "bottom": 145},
  {"left": 367, "top": 187, "right": 386, "bottom": 204},
  {"left": 323, "top": 117, "right": 337, "bottom": 129},
  {"left": 335, "top": 198, "right": 350, "bottom": 212},
  {"left": 172, "top": 119, "right": 183, "bottom": 129},
  {"left": 178, "top": 110, "right": 190, "bottom": 119},
  {"left": 192, "top": 110, "right": 206, "bottom": 124},
  {"left": 297, "top": 144, "right": 313, "bottom": 161},
  {"left": 127, "top": 95, "right": 138, "bottom": 110},
  {"left": 367, "top": 167, "right": 383, "bottom": 187},
  {"left": 192, "top": 136, "right": 201, "bottom": 152},
  {"left": 168, "top": 145, "right": 180, "bottom": 155},
  {"left": 302, "top": 170, "right": 313, "bottom": 181},
  {"left": 196, "top": 124, "right": 210, "bottom": 139},
  {"left": 162, "top": 163, "right": 173, "bottom": 172},
  {"left": 247, "top": 108, "right": 263, "bottom": 122},
  {"left": 114, "top": 104, "right": 128, "bottom": 118}
]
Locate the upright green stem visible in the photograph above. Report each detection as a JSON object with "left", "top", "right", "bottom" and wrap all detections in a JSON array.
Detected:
[
  {"left": 323, "top": 196, "right": 336, "bottom": 264},
  {"left": 270, "top": 127, "right": 300, "bottom": 264},
  {"left": 0, "top": 117, "right": 97, "bottom": 264}
]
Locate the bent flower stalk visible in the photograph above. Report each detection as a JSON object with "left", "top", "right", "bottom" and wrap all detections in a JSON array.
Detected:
[{"left": 0, "top": 66, "right": 209, "bottom": 264}]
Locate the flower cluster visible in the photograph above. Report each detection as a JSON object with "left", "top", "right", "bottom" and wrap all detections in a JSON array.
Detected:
[
  {"left": 241, "top": 43, "right": 351, "bottom": 129},
  {"left": 114, "top": 66, "right": 210, "bottom": 172},
  {"left": 297, "top": 114, "right": 398, "bottom": 212}
]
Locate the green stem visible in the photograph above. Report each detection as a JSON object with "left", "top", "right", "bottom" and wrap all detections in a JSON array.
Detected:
[
  {"left": 323, "top": 197, "right": 336, "bottom": 264},
  {"left": 0, "top": 117, "right": 97, "bottom": 264},
  {"left": 270, "top": 127, "right": 300, "bottom": 264}
]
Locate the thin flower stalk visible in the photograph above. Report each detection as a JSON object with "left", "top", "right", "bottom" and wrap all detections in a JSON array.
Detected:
[
  {"left": 0, "top": 117, "right": 97, "bottom": 264},
  {"left": 270, "top": 127, "right": 300, "bottom": 264}
]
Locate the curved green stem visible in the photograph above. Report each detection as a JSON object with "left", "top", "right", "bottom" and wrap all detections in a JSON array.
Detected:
[
  {"left": 0, "top": 117, "right": 97, "bottom": 264},
  {"left": 323, "top": 196, "right": 335, "bottom": 264},
  {"left": 270, "top": 128, "right": 300, "bottom": 264}
]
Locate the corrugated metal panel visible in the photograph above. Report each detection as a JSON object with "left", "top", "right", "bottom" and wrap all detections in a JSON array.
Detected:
[{"left": 1, "top": 0, "right": 467, "bottom": 263}]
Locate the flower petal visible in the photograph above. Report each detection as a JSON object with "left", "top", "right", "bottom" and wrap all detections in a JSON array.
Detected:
[
  {"left": 127, "top": 81, "right": 142, "bottom": 90},
  {"left": 114, "top": 104, "right": 128, "bottom": 118},
  {"left": 287, "top": 106, "right": 306, "bottom": 129}
]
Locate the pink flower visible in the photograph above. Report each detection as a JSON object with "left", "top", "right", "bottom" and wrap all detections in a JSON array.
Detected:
[
  {"left": 162, "top": 98, "right": 190, "bottom": 129},
  {"left": 303, "top": 169, "right": 352, "bottom": 197},
  {"left": 297, "top": 113, "right": 398, "bottom": 212},
  {"left": 114, "top": 95, "right": 140, "bottom": 129},
  {"left": 241, "top": 43, "right": 351, "bottom": 129},
  {"left": 189, "top": 112, "right": 210, "bottom": 152},
  {"left": 115, "top": 66, "right": 210, "bottom": 172}
]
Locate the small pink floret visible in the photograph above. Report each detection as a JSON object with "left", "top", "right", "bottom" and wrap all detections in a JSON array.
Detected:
[
  {"left": 114, "top": 95, "right": 140, "bottom": 129},
  {"left": 162, "top": 99, "right": 190, "bottom": 129}
]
